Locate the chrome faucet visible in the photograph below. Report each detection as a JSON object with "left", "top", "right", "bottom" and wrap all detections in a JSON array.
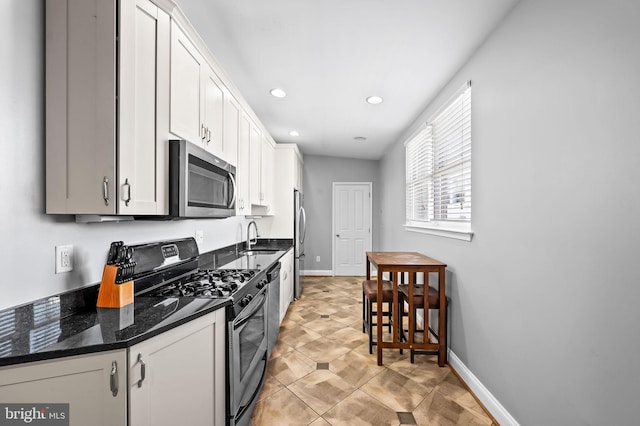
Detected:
[{"left": 246, "top": 220, "right": 259, "bottom": 250}]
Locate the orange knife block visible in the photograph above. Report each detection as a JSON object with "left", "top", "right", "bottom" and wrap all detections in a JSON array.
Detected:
[{"left": 97, "top": 264, "right": 134, "bottom": 308}]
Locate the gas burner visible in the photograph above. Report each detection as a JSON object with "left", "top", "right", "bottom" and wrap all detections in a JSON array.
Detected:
[{"left": 145, "top": 268, "right": 258, "bottom": 299}]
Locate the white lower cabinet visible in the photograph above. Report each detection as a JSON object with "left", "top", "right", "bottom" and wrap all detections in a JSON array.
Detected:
[
  {"left": 0, "top": 309, "right": 226, "bottom": 426},
  {"left": 129, "top": 310, "right": 226, "bottom": 426},
  {"left": 279, "top": 249, "right": 295, "bottom": 323},
  {"left": 0, "top": 350, "right": 127, "bottom": 426}
]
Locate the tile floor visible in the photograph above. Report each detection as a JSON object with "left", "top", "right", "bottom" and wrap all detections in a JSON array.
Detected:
[{"left": 250, "top": 276, "right": 496, "bottom": 426}]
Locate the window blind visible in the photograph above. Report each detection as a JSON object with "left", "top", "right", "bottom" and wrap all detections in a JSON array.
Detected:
[{"left": 406, "top": 82, "right": 471, "bottom": 224}]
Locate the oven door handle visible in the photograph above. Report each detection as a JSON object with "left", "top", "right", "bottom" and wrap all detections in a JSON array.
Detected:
[{"left": 234, "top": 290, "right": 267, "bottom": 328}]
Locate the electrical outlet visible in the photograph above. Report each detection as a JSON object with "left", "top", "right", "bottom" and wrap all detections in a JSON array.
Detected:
[
  {"left": 316, "top": 256, "right": 321, "bottom": 262},
  {"left": 55, "top": 245, "right": 74, "bottom": 274},
  {"left": 195, "top": 230, "right": 204, "bottom": 244}
]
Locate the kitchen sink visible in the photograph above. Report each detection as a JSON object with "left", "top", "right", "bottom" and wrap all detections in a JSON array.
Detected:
[{"left": 241, "top": 249, "right": 280, "bottom": 256}]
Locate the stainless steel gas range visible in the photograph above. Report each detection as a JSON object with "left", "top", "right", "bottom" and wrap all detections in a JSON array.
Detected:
[{"left": 125, "top": 237, "right": 274, "bottom": 426}]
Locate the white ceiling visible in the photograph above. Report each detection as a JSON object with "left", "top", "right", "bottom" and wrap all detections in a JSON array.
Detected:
[{"left": 177, "top": 0, "right": 520, "bottom": 160}]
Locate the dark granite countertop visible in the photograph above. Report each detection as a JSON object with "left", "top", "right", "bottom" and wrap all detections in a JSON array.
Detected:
[{"left": 0, "top": 239, "right": 293, "bottom": 367}]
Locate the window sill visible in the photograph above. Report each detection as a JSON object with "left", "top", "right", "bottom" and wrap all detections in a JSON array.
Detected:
[{"left": 404, "top": 223, "right": 474, "bottom": 242}]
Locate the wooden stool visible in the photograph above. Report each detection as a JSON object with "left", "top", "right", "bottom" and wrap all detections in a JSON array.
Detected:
[
  {"left": 399, "top": 284, "right": 447, "bottom": 363},
  {"left": 362, "top": 279, "right": 394, "bottom": 354}
]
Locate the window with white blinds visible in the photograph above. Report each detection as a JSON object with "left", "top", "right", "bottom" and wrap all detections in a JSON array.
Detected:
[{"left": 405, "top": 81, "right": 472, "bottom": 240}]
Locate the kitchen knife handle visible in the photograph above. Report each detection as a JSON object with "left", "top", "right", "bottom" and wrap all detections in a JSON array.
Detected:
[
  {"left": 137, "top": 353, "right": 146, "bottom": 388},
  {"left": 110, "top": 361, "right": 118, "bottom": 397},
  {"left": 107, "top": 241, "right": 122, "bottom": 265}
]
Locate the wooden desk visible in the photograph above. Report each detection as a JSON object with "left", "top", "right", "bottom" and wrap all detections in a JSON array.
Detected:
[{"left": 366, "top": 251, "right": 447, "bottom": 367}]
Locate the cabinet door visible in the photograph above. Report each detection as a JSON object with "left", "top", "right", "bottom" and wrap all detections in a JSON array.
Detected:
[
  {"left": 45, "top": 0, "right": 117, "bottom": 214},
  {"left": 129, "top": 310, "right": 226, "bottom": 426},
  {"left": 202, "top": 66, "right": 225, "bottom": 158},
  {"left": 119, "top": 0, "right": 170, "bottom": 215},
  {"left": 249, "top": 123, "right": 263, "bottom": 206},
  {"left": 296, "top": 155, "right": 304, "bottom": 192},
  {"left": 170, "top": 22, "right": 203, "bottom": 144},
  {"left": 223, "top": 94, "right": 240, "bottom": 167},
  {"left": 236, "top": 113, "right": 251, "bottom": 215},
  {"left": 261, "top": 137, "right": 275, "bottom": 211},
  {"left": 279, "top": 249, "right": 294, "bottom": 323},
  {"left": 0, "top": 350, "right": 127, "bottom": 426}
]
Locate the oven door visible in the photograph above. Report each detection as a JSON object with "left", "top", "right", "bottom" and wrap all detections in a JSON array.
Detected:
[{"left": 230, "top": 287, "right": 268, "bottom": 424}]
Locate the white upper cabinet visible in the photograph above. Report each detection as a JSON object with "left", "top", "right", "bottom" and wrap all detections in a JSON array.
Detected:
[
  {"left": 202, "top": 67, "right": 225, "bottom": 158},
  {"left": 236, "top": 112, "right": 251, "bottom": 215},
  {"left": 261, "top": 135, "right": 275, "bottom": 212},
  {"left": 45, "top": 0, "right": 275, "bottom": 217},
  {"left": 249, "top": 122, "right": 263, "bottom": 206},
  {"left": 119, "top": 0, "right": 170, "bottom": 215},
  {"left": 45, "top": 0, "right": 170, "bottom": 215},
  {"left": 265, "top": 144, "right": 304, "bottom": 238},
  {"left": 170, "top": 22, "right": 225, "bottom": 159},
  {"left": 169, "top": 22, "right": 204, "bottom": 144},
  {"left": 223, "top": 94, "right": 240, "bottom": 167},
  {"left": 248, "top": 125, "right": 275, "bottom": 214}
]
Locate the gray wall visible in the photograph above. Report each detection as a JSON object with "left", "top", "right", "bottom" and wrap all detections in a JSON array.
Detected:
[
  {"left": 302, "top": 155, "right": 380, "bottom": 272},
  {"left": 379, "top": 0, "right": 640, "bottom": 424},
  {"left": 0, "top": 0, "right": 252, "bottom": 310}
]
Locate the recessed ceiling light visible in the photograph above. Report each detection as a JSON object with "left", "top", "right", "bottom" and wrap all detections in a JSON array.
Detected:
[
  {"left": 289, "top": 130, "right": 299, "bottom": 137},
  {"left": 366, "top": 96, "right": 383, "bottom": 105},
  {"left": 270, "top": 88, "right": 287, "bottom": 98},
  {"left": 354, "top": 136, "right": 367, "bottom": 141}
]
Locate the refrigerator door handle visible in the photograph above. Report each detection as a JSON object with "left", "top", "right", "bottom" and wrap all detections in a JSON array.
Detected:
[{"left": 299, "top": 206, "right": 307, "bottom": 244}]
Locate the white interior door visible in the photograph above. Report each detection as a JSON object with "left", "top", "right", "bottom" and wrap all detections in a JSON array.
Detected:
[{"left": 333, "top": 182, "right": 372, "bottom": 276}]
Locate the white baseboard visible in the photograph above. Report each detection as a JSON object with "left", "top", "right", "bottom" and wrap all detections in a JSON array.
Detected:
[
  {"left": 302, "top": 270, "right": 333, "bottom": 276},
  {"left": 448, "top": 350, "right": 519, "bottom": 426}
]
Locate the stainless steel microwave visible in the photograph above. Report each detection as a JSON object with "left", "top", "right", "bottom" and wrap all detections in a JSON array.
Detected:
[{"left": 169, "top": 139, "right": 236, "bottom": 218}]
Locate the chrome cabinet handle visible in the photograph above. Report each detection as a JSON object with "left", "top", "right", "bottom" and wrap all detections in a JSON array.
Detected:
[
  {"left": 201, "top": 124, "right": 206, "bottom": 140},
  {"left": 103, "top": 177, "right": 110, "bottom": 206},
  {"left": 207, "top": 128, "right": 212, "bottom": 142},
  {"left": 137, "top": 354, "right": 146, "bottom": 388},
  {"left": 110, "top": 361, "right": 118, "bottom": 397},
  {"left": 123, "top": 178, "right": 131, "bottom": 206}
]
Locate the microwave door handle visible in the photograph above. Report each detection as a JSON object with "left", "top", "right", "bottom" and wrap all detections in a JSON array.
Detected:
[{"left": 228, "top": 172, "right": 237, "bottom": 209}]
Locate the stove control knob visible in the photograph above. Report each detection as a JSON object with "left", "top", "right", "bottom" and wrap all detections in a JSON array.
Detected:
[
  {"left": 257, "top": 279, "right": 267, "bottom": 289},
  {"left": 240, "top": 294, "right": 254, "bottom": 307}
]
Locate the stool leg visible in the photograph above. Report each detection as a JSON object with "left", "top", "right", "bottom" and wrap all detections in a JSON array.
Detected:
[
  {"left": 398, "top": 298, "right": 404, "bottom": 355},
  {"left": 410, "top": 306, "right": 416, "bottom": 364},
  {"left": 387, "top": 300, "right": 392, "bottom": 333},
  {"left": 362, "top": 292, "right": 366, "bottom": 333},
  {"left": 368, "top": 298, "right": 374, "bottom": 354}
]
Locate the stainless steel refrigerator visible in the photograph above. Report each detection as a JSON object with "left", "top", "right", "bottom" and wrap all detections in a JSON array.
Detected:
[{"left": 294, "top": 189, "right": 306, "bottom": 299}]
